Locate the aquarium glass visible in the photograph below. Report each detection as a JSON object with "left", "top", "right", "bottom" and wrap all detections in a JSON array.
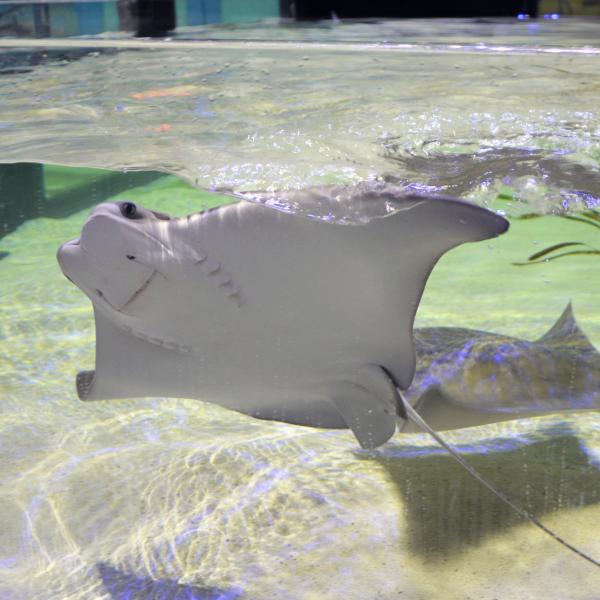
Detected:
[{"left": 0, "top": 17, "right": 599, "bottom": 600}]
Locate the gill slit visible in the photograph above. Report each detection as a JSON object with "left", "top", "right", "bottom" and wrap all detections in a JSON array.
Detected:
[{"left": 193, "top": 251, "right": 244, "bottom": 307}]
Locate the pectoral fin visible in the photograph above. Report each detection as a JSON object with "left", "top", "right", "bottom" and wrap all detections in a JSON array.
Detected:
[
  {"left": 76, "top": 370, "right": 96, "bottom": 400},
  {"left": 331, "top": 365, "right": 399, "bottom": 449},
  {"left": 76, "top": 306, "right": 194, "bottom": 401}
]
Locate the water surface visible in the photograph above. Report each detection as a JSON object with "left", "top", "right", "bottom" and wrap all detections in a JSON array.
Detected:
[{"left": 0, "top": 18, "right": 599, "bottom": 220}]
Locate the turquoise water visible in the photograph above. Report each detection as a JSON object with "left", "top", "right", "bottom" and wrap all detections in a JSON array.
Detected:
[{"left": 1, "top": 18, "right": 600, "bottom": 600}]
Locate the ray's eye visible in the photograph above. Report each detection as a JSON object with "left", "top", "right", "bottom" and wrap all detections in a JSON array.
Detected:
[{"left": 120, "top": 202, "right": 138, "bottom": 219}]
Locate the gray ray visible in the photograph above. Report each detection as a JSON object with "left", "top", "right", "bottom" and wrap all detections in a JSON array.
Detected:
[{"left": 57, "top": 183, "right": 508, "bottom": 449}]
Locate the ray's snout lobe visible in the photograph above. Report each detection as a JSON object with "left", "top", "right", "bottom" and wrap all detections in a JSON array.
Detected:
[
  {"left": 57, "top": 236, "right": 82, "bottom": 283},
  {"left": 57, "top": 202, "right": 165, "bottom": 311}
]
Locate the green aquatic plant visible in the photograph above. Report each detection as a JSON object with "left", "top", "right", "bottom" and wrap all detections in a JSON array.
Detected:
[{"left": 513, "top": 208, "right": 600, "bottom": 266}]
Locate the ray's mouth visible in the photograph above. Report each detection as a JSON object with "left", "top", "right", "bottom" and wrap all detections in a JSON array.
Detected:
[
  {"left": 96, "top": 269, "right": 158, "bottom": 313},
  {"left": 120, "top": 269, "right": 158, "bottom": 311}
]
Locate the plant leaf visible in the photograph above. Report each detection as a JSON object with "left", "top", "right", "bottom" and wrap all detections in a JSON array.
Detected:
[
  {"left": 581, "top": 209, "right": 600, "bottom": 223},
  {"left": 513, "top": 249, "right": 600, "bottom": 266},
  {"left": 527, "top": 241, "right": 591, "bottom": 261},
  {"left": 560, "top": 214, "right": 600, "bottom": 230},
  {"left": 515, "top": 213, "right": 542, "bottom": 220}
]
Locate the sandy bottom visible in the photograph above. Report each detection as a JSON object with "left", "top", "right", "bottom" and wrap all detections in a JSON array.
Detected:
[{"left": 1, "top": 176, "right": 600, "bottom": 599}]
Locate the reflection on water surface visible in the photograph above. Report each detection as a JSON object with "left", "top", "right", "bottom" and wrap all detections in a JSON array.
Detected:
[{"left": 0, "top": 18, "right": 599, "bottom": 220}]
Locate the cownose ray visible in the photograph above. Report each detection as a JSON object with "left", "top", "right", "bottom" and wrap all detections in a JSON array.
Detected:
[
  {"left": 402, "top": 302, "right": 600, "bottom": 433},
  {"left": 56, "top": 185, "right": 508, "bottom": 449},
  {"left": 57, "top": 185, "right": 600, "bottom": 567}
]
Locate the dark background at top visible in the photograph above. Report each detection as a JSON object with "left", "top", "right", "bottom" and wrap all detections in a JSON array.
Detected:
[{"left": 288, "top": 1, "right": 538, "bottom": 19}]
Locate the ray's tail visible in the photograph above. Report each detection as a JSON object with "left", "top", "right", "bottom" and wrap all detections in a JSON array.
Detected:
[{"left": 395, "top": 390, "right": 600, "bottom": 569}]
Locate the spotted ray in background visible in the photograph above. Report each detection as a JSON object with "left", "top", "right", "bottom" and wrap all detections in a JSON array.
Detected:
[{"left": 401, "top": 303, "right": 600, "bottom": 433}]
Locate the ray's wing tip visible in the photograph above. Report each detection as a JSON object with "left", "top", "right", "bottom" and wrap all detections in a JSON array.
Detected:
[
  {"left": 461, "top": 200, "right": 509, "bottom": 238},
  {"left": 468, "top": 205, "right": 509, "bottom": 241},
  {"left": 405, "top": 191, "right": 510, "bottom": 237},
  {"left": 564, "top": 300, "right": 574, "bottom": 315},
  {"left": 495, "top": 213, "right": 510, "bottom": 235},
  {"left": 76, "top": 370, "right": 95, "bottom": 400}
]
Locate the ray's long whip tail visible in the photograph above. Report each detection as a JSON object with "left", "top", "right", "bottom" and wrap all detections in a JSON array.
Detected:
[{"left": 395, "top": 389, "right": 600, "bottom": 568}]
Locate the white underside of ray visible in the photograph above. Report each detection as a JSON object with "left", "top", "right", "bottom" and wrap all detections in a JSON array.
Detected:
[{"left": 57, "top": 186, "right": 509, "bottom": 449}]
